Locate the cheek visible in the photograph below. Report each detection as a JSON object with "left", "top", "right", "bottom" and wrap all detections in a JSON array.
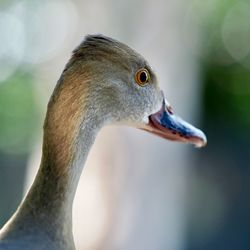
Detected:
[
  {"left": 144, "top": 88, "right": 162, "bottom": 115},
  {"left": 126, "top": 93, "right": 159, "bottom": 122},
  {"left": 113, "top": 86, "right": 162, "bottom": 124}
]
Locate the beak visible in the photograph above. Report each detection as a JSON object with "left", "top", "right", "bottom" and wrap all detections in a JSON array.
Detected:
[{"left": 141, "top": 98, "right": 207, "bottom": 148}]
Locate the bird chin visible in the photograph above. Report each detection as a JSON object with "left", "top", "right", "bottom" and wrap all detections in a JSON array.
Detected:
[{"left": 139, "top": 99, "right": 207, "bottom": 148}]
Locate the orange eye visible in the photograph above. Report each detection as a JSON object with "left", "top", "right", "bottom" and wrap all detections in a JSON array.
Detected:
[{"left": 135, "top": 69, "right": 150, "bottom": 86}]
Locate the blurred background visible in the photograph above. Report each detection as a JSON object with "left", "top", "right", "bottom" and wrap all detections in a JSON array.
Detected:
[{"left": 0, "top": 0, "right": 249, "bottom": 249}]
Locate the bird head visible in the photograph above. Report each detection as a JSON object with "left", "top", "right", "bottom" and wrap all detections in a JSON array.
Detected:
[{"left": 63, "top": 35, "right": 206, "bottom": 147}]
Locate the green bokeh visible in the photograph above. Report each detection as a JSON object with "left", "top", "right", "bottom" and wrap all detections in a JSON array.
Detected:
[
  {"left": 203, "top": 65, "right": 250, "bottom": 132},
  {"left": 0, "top": 72, "right": 39, "bottom": 154},
  {"left": 197, "top": 0, "right": 250, "bottom": 135}
]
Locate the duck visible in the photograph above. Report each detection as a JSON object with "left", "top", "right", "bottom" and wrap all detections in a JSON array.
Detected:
[{"left": 0, "top": 35, "right": 206, "bottom": 250}]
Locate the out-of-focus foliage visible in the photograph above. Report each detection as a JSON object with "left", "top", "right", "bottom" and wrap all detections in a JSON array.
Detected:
[
  {"left": 199, "top": 3, "right": 250, "bottom": 132},
  {"left": 191, "top": 0, "right": 250, "bottom": 131},
  {"left": 187, "top": 1, "right": 250, "bottom": 250},
  {"left": 203, "top": 65, "right": 250, "bottom": 132},
  {"left": 0, "top": 72, "right": 39, "bottom": 154}
]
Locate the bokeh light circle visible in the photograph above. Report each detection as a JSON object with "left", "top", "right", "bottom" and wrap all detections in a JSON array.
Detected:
[{"left": 222, "top": 2, "right": 250, "bottom": 65}]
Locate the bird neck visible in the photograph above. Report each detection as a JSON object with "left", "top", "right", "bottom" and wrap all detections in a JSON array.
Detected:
[{"left": 2, "top": 73, "right": 102, "bottom": 246}]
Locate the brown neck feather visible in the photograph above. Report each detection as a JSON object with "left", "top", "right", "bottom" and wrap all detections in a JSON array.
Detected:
[{"left": 2, "top": 66, "right": 99, "bottom": 245}]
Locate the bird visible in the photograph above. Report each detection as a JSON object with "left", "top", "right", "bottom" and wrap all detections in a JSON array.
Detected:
[{"left": 0, "top": 35, "right": 206, "bottom": 250}]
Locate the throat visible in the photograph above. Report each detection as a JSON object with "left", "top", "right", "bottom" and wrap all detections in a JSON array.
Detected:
[{"left": 20, "top": 118, "right": 97, "bottom": 232}]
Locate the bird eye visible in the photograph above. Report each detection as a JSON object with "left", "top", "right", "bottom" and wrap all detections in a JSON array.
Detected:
[{"left": 135, "top": 69, "right": 150, "bottom": 86}]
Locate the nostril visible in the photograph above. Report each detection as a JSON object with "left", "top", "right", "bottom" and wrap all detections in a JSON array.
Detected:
[{"left": 167, "top": 106, "right": 174, "bottom": 115}]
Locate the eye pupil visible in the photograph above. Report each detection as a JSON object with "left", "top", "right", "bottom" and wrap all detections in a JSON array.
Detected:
[{"left": 140, "top": 71, "right": 147, "bottom": 83}]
